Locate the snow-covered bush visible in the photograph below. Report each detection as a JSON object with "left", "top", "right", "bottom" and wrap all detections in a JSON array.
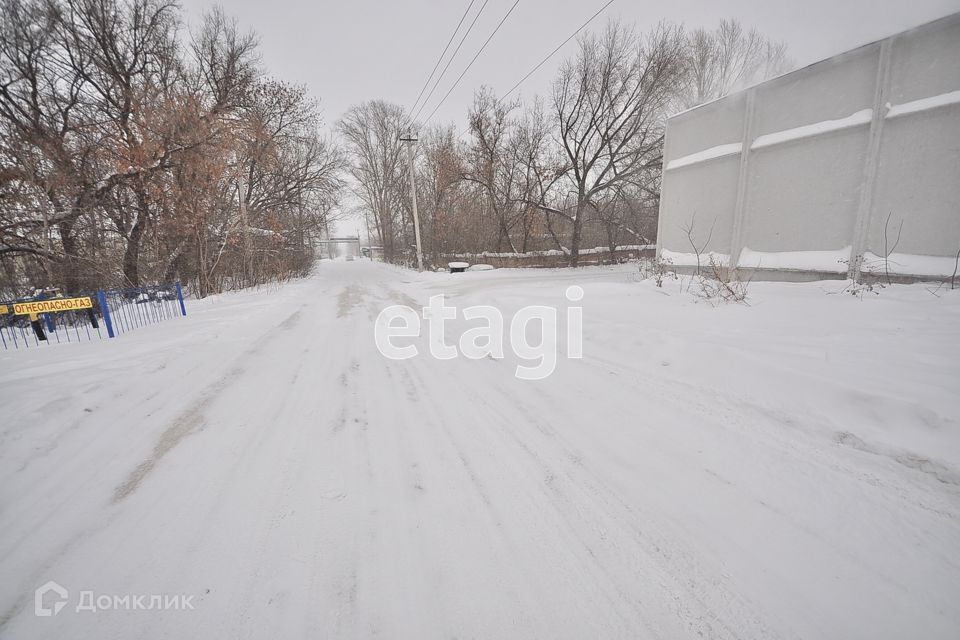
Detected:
[
  {"left": 639, "top": 255, "right": 676, "bottom": 288},
  {"left": 691, "top": 256, "right": 750, "bottom": 304}
]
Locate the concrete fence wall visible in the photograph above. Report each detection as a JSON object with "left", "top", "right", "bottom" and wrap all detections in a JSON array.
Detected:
[{"left": 657, "top": 13, "right": 960, "bottom": 280}]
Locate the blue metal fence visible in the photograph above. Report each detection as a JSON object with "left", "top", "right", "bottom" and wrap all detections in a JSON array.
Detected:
[{"left": 0, "top": 282, "right": 187, "bottom": 351}]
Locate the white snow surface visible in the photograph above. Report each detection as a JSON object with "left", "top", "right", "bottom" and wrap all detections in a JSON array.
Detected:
[
  {"left": 2, "top": 260, "right": 960, "bottom": 639},
  {"left": 886, "top": 90, "right": 960, "bottom": 119},
  {"left": 665, "top": 143, "right": 742, "bottom": 170},
  {"left": 751, "top": 109, "right": 873, "bottom": 149},
  {"left": 738, "top": 246, "right": 852, "bottom": 273}
]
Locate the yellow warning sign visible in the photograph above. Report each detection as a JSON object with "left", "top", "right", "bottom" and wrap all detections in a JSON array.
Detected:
[
  {"left": 13, "top": 297, "right": 93, "bottom": 315},
  {"left": 0, "top": 304, "right": 8, "bottom": 314}
]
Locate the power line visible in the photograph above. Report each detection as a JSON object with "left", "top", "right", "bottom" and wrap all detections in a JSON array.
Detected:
[
  {"left": 411, "top": 0, "right": 491, "bottom": 123},
  {"left": 421, "top": 0, "right": 521, "bottom": 127},
  {"left": 409, "top": 0, "right": 477, "bottom": 117},
  {"left": 498, "top": 0, "right": 616, "bottom": 103}
]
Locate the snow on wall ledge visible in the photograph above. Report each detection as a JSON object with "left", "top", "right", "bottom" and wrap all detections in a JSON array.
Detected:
[
  {"left": 886, "top": 89, "right": 960, "bottom": 119},
  {"left": 660, "top": 249, "right": 730, "bottom": 267},
  {"left": 665, "top": 108, "right": 874, "bottom": 171},
  {"left": 665, "top": 143, "right": 742, "bottom": 170},
  {"left": 669, "top": 88, "right": 960, "bottom": 168},
  {"left": 751, "top": 109, "right": 873, "bottom": 150},
  {"left": 659, "top": 247, "right": 959, "bottom": 279},
  {"left": 861, "top": 252, "right": 960, "bottom": 277},
  {"left": 737, "top": 247, "right": 852, "bottom": 273}
]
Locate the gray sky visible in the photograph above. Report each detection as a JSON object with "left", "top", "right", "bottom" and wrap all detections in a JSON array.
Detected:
[{"left": 178, "top": 0, "right": 960, "bottom": 132}]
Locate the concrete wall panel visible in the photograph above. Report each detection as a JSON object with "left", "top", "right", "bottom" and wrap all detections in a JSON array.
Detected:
[
  {"left": 887, "top": 17, "right": 960, "bottom": 103},
  {"left": 666, "top": 93, "right": 746, "bottom": 160},
  {"left": 743, "top": 127, "right": 869, "bottom": 252},
  {"left": 753, "top": 46, "right": 879, "bottom": 137},
  {"left": 658, "top": 157, "right": 739, "bottom": 255},
  {"left": 869, "top": 107, "right": 960, "bottom": 257}
]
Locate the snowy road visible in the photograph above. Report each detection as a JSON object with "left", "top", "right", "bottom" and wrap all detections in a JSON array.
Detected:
[{"left": 2, "top": 260, "right": 959, "bottom": 639}]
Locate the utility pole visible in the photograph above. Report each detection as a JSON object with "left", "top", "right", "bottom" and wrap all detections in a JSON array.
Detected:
[{"left": 399, "top": 134, "right": 424, "bottom": 272}]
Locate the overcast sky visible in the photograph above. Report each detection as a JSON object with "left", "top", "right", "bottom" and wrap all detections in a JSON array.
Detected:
[{"left": 178, "top": 0, "right": 959, "bottom": 132}]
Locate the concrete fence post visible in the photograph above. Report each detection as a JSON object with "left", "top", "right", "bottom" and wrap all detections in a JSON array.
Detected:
[
  {"left": 728, "top": 88, "right": 757, "bottom": 270},
  {"left": 849, "top": 38, "right": 894, "bottom": 281}
]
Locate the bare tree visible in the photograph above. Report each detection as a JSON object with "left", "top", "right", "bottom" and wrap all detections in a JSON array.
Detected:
[
  {"left": 513, "top": 99, "right": 567, "bottom": 253},
  {"left": 338, "top": 100, "right": 410, "bottom": 262},
  {"left": 464, "top": 87, "right": 526, "bottom": 253},
  {"left": 553, "top": 21, "right": 687, "bottom": 266},
  {"left": 0, "top": 0, "right": 102, "bottom": 291},
  {"left": 417, "top": 124, "right": 464, "bottom": 260},
  {"left": 189, "top": 6, "right": 259, "bottom": 116},
  {"left": 1, "top": 0, "right": 341, "bottom": 297},
  {"left": 685, "top": 19, "right": 790, "bottom": 107}
]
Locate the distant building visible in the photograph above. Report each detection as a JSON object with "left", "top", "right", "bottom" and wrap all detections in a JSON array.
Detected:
[{"left": 657, "top": 13, "right": 960, "bottom": 280}]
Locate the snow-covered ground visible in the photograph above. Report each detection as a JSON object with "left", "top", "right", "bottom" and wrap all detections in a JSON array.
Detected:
[{"left": 1, "top": 259, "right": 959, "bottom": 639}]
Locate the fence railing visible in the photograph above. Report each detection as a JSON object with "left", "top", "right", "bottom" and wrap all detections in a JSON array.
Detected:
[{"left": 0, "top": 282, "right": 187, "bottom": 351}]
